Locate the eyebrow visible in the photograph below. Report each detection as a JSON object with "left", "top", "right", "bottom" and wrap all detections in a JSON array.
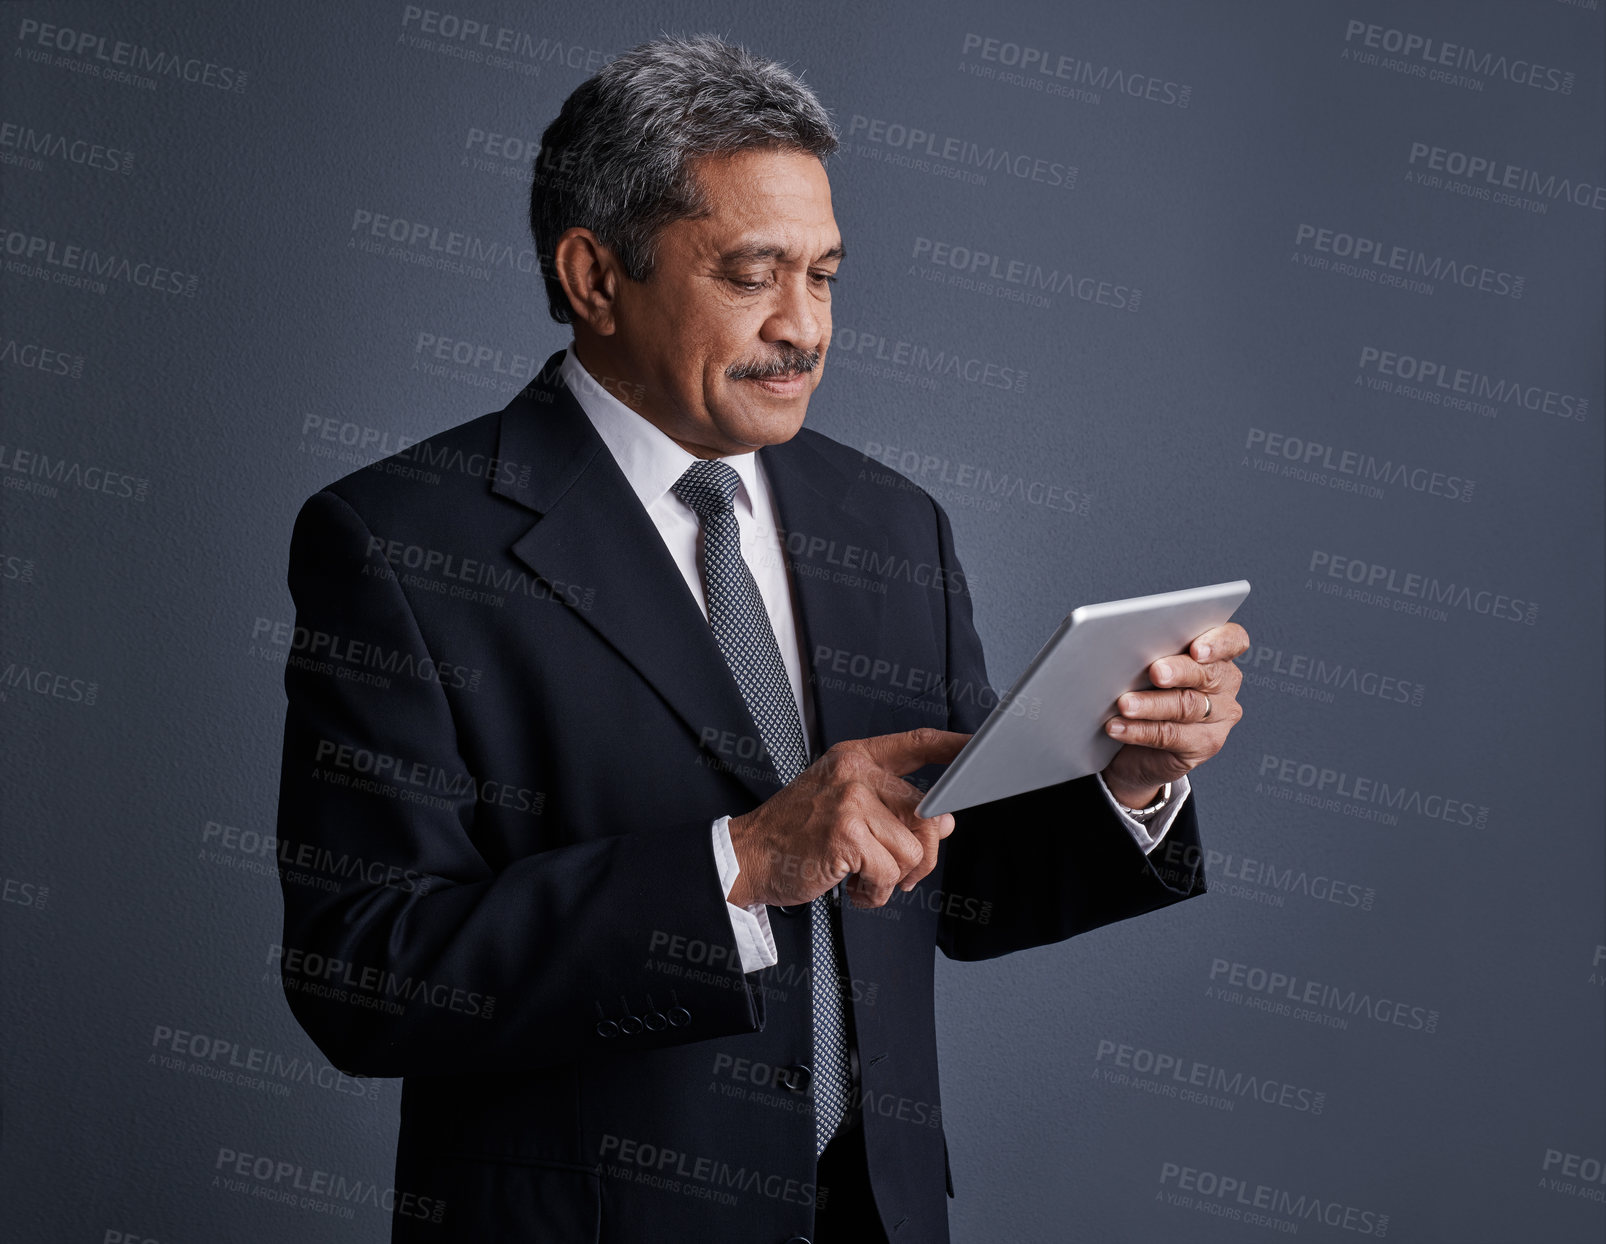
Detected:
[{"left": 718, "top": 240, "right": 846, "bottom": 265}]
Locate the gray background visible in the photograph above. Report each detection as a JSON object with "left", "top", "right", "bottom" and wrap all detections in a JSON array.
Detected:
[{"left": 3, "top": 1, "right": 1602, "bottom": 1240}]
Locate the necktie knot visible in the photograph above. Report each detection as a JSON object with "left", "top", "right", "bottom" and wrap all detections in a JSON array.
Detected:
[{"left": 672, "top": 459, "right": 742, "bottom": 520}]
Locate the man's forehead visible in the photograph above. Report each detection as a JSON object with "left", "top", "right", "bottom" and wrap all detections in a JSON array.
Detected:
[
  {"left": 679, "top": 150, "right": 841, "bottom": 262},
  {"left": 714, "top": 238, "right": 847, "bottom": 264}
]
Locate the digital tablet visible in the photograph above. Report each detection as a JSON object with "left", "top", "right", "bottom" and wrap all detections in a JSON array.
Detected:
[{"left": 915, "top": 579, "right": 1251, "bottom": 817}]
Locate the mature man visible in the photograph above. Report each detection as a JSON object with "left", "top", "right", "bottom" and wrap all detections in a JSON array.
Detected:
[{"left": 276, "top": 35, "right": 1246, "bottom": 1244}]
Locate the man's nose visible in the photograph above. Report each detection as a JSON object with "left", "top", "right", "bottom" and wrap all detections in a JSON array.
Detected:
[{"left": 762, "top": 275, "right": 825, "bottom": 353}]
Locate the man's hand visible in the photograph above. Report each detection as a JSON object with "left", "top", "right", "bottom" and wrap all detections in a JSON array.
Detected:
[
  {"left": 1101, "top": 622, "right": 1250, "bottom": 808},
  {"left": 726, "top": 728, "right": 970, "bottom": 910}
]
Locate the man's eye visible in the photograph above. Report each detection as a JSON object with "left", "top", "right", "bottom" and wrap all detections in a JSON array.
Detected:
[
  {"left": 810, "top": 271, "right": 839, "bottom": 286},
  {"left": 728, "top": 276, "right": 769, "bottom": 292}
]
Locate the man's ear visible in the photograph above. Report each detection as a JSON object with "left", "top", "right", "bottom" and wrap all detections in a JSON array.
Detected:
[{"left": 553, "top": 227, "right": 621, "bottom": 335}]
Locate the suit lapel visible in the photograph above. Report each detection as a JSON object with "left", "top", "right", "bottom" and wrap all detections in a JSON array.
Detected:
[
  {"left": 759, "top": 437, "right": 888, "bottom": 753},
  {"left": 492, "top": 355, "right": 784, "bottom": 805},
  {"left": 491, "top": 354, "right": 892, "bottom": 800},
  {"left": 761, "top": 437, "right": 901, "bottom": 998}
]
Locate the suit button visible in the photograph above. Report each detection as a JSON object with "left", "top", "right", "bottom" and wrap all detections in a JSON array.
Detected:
[
  {"left": 619, "top": 1014, "right": 643, "bottom": 1036},
  {"left": 775, "top": 904, "right": 806, "bottom": 918},
  {"left": 595, "top": 1020, "right": 619, "bottom": 1039},
  {"left": 644, "top": 1010, "right": 667, "bottom": 1031},
  {"left": 784, "top": 1237, "right": 812, "bottom": 1243},
  {"left": 668, "top": 1006, "right": 691, "bottom": 1027},
  {"left": 782, "top": 1063, "right": 812, "bottom": 1094}
]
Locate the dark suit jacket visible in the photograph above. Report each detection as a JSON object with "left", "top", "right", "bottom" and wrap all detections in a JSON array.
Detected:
[{"left": 275, "top": 352, "right": 1207, "bottom": 1243}]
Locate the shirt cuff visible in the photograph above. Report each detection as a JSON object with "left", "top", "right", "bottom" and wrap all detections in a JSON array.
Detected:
[
  {"left": 711, "top": 816, "right": 778, "bottom": 972},
  {"left": 1094, "top": 773, "right": 1192, "bottom": 855}
]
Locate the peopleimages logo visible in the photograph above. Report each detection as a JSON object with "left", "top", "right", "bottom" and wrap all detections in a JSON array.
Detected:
[
  {"left": 1244, "top": 427, "right": 1472, "bottom": 503},
  {"left": 835, "top": 326, "right": 1029, "bottom": 393},
  {"left": 0, "top": 338, "right": 85, "bottom": 379},
  {"left": 1306, "top": 551, "right": 1538, "bottom": 625},
  {"left": 1095, "top": 1040, "right": 1328, "bottom": 1114},
  {"left": 1293, "top": 223, "right": 1523, "bottom": 299},
  {"left": 0, "top": 659, "right": 99, "bottom": 705},
  {"left": 0, "top": 228, "right": 199, "bottom": 297},
  {"left": 151, "top": 1024, "right": 380, "bottom": 1101},
  {"left": 463, "top": 127, "right": 540, "bottom": 165},
  {"left": 399, "top": 5, "right": 615, "bottom": 73},
  {"left": 1153, "top": 841, "right": 1377, "bottom": 912},
  {"left": 0, "top": 444, "right": 148, "bottom": 501},
  {"left": 1355, "top": 345, "right": 1589, "bottom": 422},
  {"left": 911, "top": 236, "right": 1140, "bottom": 311},
  {"left": 1236, "top": 638, "right": 1426, "bottom": 708},
  {"left": 959, "top": 33, "right": 1192, "bottom": 108},
  {"left": 270, "top": 943, "right": 496, "bottom": 1020},
  {"left": 14, "top": 18, "right": 249, "bottom": 92},
  {"left": 0, "top": 121, "right": 134, "bottom": 174},
  {"left": 1540, "top": 1148, "right": 1606, "bottom": 1202},
  {"left": 1341, "top": 19, "right": 1575, "bottom": 95},
  {"left": 1406, "top": 142, "right": 1605, "bottom": 213},
  {"left": 1208, "top": 958, "right": 1439, "bottom": 1034},
  {"left": 213, "top": 1145, "right": 443, "bottom": 1221},
  {"left": 1159, "top": 1161, "right": 1390, "bottom": 1236},
  {"left": 598, "top": 1133, "right": 815, "bottom": 1208},
  {"left": 845, "top": 115, "right": 1076, "bottom": 188},
  {"left": 461, "top": 127, "right": 547, "bottom": 180},
  {"left": 1258, "top": 753, "right": 1489, "bottom": 829},
  {"left": 413, "top": 330, "right": 541, "bottom": 392},
  {"left": 348, "top": 209, "right": 535, "bottom": 275}
]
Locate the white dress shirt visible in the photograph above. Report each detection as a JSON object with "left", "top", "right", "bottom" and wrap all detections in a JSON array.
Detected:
[{"left": 560, "top": 347, "right": 1191, "bottom": 974}]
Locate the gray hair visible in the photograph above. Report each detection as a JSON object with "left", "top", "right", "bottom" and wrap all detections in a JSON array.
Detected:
[{"left": 529, "top": 35, "right": 839, "bottom": 323}]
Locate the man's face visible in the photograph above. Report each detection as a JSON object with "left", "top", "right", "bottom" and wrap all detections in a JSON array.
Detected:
[{"left": 607, "top": 147, "right": 842, "bottom": 458}]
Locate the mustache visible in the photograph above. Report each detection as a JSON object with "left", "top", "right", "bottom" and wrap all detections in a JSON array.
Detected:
[{"left": 726, "top": 346, "right": 821, "bottom": 381}]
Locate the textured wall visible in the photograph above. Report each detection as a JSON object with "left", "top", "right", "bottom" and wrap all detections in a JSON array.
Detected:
[{"left": 2, "top": 1, "right": 1602, "bottom": 1240}]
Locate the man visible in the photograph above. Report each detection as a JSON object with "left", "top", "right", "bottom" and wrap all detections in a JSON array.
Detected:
[{"left": 275, "top": 35, "right": 1247, "bottom": 1244}]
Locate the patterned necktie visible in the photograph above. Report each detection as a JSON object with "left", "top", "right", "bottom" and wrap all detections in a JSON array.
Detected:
[{"left": 671, "top": 458, "right": 852, "bottom": 1157}]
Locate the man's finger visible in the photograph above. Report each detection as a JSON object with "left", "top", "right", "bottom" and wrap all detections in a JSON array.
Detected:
[
  {"left": 1149, "top": 653, "right": 1204, "bottom": 689},
  {"left": 1190, "top": 622, "right": 1250, "bottom": 664},
  {"left": 872, "top": 772, "right": 956, "bottom": 835},
  {"left": 1149, "top": 653, "right": 1238, "bottom": 694},
  {"left": 861, "top": 807, "right": 926, "bottom": 879},
  {"left": 857, "top": 727, "right": 971, "bottom": 775},
  {"left": 865, "top": 774, "right": 952, "bottom": 891},
  {"left": 898, "top": 821, "right": 945, "bottom": 892},
  {"left": 1116, "top": 688, "right": 1214, "bottom": 723},
  {"left": 1106, "top": 718, "right": 1200, "bottom": 754},
  {"left": 845, "top": 831, "right": 907, "bottom": 908}
]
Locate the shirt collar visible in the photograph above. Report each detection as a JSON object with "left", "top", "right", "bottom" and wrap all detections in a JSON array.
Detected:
[{"left": 560, "top": 346, "right": 760, "bottom": 518}]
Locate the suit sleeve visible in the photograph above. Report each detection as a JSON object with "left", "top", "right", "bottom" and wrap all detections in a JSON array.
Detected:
[
  {"left": 275, "top": 489, "right": 764, "bottom": 1077},
  {"left": 924, "top": 499, "right": 1209, "bottom": 962}
]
